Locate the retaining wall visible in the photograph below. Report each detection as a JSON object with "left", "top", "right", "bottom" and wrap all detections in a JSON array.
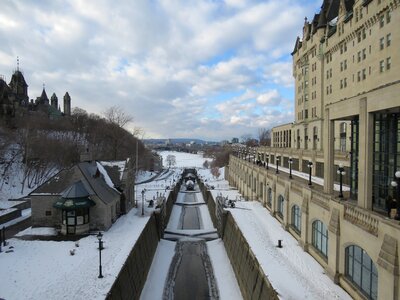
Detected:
[
  {"left": 106, "top": 183, "right": 180, "bottom": 300},
  {"left": 106, "top": 214, "right": 159, "bottom": 300},
  {"left": 199, "top": 181, "right": 278, "bottom": 300},
  {"left": 223, "top": 213, "right": 278, "bottom": 300}
]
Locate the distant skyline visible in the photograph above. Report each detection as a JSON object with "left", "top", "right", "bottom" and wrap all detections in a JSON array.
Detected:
[{"left": 0, "top": 0, "right": 319, "bottom": 141}]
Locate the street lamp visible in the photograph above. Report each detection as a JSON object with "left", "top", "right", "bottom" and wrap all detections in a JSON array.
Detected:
[
  {"left": 337, "top": 163, "right": 346, "bottom": 198},
  {"left": 307, "top": 161, "right": 313, "bottom": 186},
  {"left": 276, "top": 157, "right": 280, "bottom": 174},
  {"left": 391, "top": 171, "right": 400, "bottom": 219},
  {"left": 97, "top": 232, "right": 104, "bottom": 278},
  {"left": 141, "top": 188, "right": 146, "bottom": 216},
  {"left": 289, "top": 157, "right": 293, "bottom": 179},
  {"left": 266, "top": 154, "right": 269, "bottom": 170}
]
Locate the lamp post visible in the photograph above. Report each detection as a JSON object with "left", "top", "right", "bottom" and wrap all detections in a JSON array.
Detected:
[
  {"left": 253, "top": 148, "right": 256, "bottom": 164},
  {"left": 391, "top": 171, "right": 400, "bottom": 220},
  {"left": 289, "top": 157, "right": 293, "bottom": 179},
  {"left": 307, "top": 161, "right": 313, "bottom": 186},
  {"left": 141, "top": 188, "right": 146, "bottom": 216},
  {"left": 276, "top": 157, "right": 280, "bottom": 174},
  {"left": 337, "top": 163, "right": 346, "bottom": 198},
  {"left": 266, "top": 154, "right": 269, "bottom": 170},
  {"left": 97, "top": 232, "right": 104, "bottom": 278}
]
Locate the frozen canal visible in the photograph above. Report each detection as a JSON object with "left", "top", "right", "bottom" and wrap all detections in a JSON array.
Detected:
[{"left": 140, "top": 178, "right": 242, "bottom": 300}]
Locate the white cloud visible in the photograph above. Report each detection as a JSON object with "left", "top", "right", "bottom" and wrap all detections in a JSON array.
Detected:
[{"left": 0, "top": 0, "right": 315, "bottom": 140}]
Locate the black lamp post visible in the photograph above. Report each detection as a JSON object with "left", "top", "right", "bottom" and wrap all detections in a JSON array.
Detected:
[
  {"left": 337, "top": 163, "right": 346, "bottom": 198},
  {"left": 276, "top": 157, "right": 280, "bottom": 174},
  {"left": 248, "top": 148, "right": 250, "bottom": 162},
  {"left": 97, "top": 232, "right": 104, "bottom": 278},
  {"left": 289, "top": 157, "right": 293, "bottom": 179},
  {"left": 253, "top": 148, "right": 256, "bottom": 164},
  {"left": 141, "top": 189, "right": 146, "bottom": 216},
  {"left": 391, "top": 171, "right": 400, "bottom": 219},
  {"left": 307, "top": 161, "right": 313, "bottom": 186},
  {"left": 266, "top": 154, "right": 269, "bottom": 169}
]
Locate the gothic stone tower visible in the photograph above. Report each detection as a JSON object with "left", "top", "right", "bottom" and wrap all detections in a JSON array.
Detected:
[
  {"left": 50, "top": 93, "right": 58, "bottom": 108},
  {"left": 63, "top": 92, "right": 71, "bottom": 116}
]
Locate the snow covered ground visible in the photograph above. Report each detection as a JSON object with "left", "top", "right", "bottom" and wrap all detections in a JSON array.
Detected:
[
  {"left": 159, "top": 150, "right": 212, "bottom": 168},
  {"left": 197, "top": 167, "right": 351, "bottom": 299},
  {"left": 0, "top": 151, "right": 350, "bottom": 300},
  {"left": 0, "top": 156, "right": 186, "bottom": 300}
]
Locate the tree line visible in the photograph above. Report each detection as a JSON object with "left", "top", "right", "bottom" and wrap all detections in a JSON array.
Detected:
[{"left": 0, "top": 106, "right": 155, "bottom": 192}]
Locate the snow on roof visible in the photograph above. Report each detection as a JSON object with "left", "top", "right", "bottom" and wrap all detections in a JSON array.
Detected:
[
  {"left": 96, "top": 162, "right": 120, "bottom": 193},
  {"left": 100, "top": 161, "right": 126, "bottom": 181}
]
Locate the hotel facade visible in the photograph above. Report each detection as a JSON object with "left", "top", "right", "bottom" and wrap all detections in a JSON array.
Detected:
[{"left": 228, "top": 0, "right": 400, "bottom": 299}]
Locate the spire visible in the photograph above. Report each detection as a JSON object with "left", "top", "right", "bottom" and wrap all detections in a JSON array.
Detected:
[{"left": 17, "top": 56, "right": 19, "bottom": 71}]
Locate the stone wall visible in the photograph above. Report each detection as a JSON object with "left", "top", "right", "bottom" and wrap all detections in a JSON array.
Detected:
[
  {"left": 106, "top": 214, "right": 159, "bottom": 300},
  {"left": 199, "top": 181, "right": 278, "bottom": 300},
  {"left": 222, "top": 213, "right": 278, "bottom": 300}
]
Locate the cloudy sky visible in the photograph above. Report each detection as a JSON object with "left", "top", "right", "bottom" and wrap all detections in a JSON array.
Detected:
[{"left": 0, "top": 0, "right": 319, "bottom": 141}]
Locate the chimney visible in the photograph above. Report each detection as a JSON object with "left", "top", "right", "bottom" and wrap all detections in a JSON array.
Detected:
[{"left": 80, "top": 148, "right": 92, "bottom": 162}]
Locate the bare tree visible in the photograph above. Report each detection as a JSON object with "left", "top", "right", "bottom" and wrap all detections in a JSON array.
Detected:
[
  {"left": 166, "top": 155, "right": 176, "bottom": 168},
  {"left": 258, "top": 128, "right": 271, "bottom": 146},
  {"left": 210, "top": 167, "right": 221, "bottom": 179},
  {"left": 103, "top": 106, "right": 133, "bottom": 129}
]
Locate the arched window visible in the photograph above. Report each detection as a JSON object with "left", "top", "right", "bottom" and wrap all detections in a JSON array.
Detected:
[
  {"left": 345, "top": 245, "right": 378, "bottom": 300},
  {"left": 277, "top": 195, "right": 284, "bottom": 218},
  {"left": 291, "top": 205, "right": 301, "bottom": 233},
  {"left": 267, "top": 188, "right": 272, "bottom": 207},
  {"left": 312, "top": 220, "right": 328, "bottom": 257}
]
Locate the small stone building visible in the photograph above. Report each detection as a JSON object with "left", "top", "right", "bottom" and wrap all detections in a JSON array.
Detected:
[{"left": 30, "top": 159, "right": 135, "bottom": 234}]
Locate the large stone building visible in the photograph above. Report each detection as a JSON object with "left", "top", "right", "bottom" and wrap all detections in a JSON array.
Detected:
[
  {"left": 228, "top": 1, "right": 400, "bottom": 299},
  {"left": 0, "top": 67, "right": 71, "bottom": 121}
]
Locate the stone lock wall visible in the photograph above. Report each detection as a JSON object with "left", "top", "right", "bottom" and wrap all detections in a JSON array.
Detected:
[
  {"left": 106, "top": 214, "right": 159, "bottom": 300},
  {"left": 106, "top": 183, "right": 180, "bottom": 300},
  {"left": 222, "top": 213, "right": 279, "bottom": 300},
  {"left": 199, "top": 181, "right": 278, "bottom": 300}
]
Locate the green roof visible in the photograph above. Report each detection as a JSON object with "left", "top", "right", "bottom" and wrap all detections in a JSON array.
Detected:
[{"left": 53, "top": 197, "right": 95, "bottom": 210}]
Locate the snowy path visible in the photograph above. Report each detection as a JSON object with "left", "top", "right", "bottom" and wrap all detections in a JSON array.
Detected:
[{"left": 229, "top": 201, "right": 351, "bottom": 300}]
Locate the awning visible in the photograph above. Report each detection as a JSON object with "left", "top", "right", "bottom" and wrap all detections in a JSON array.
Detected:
[{"left": 53, "top": 197, "right": 96, "bottom": 210}]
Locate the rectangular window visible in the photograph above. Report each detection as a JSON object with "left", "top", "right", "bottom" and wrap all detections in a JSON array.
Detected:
[
  {"left": 45, "top": 210, "right": 52, "bottom": 216},
  {"left": 380, "top": 60, "right": 385, "bottom": 72},
  {"left": 380, "top": 37, "right": 384, "bottom": 50},
  {"left": 362, "top": 49, "right": 366, "bottom": 60},
  {"left": 387, "top": 33, "right": 391, "bottom": 47},
  {"left": 386, "top": 10, "right": 391, "bottom": 23},
  {"left": 340, "top": 79, "right": 343, "bottom": 89},
  {"left": 362, "top": 69, "right": 366, "bottom": 80},
  {"left": 357, "top": 71, "right": 361, "bottom": 82},
  {"left": 357, "top": 31, "right": 362, "bottom": 42},
  {"left": 380, "top": 15, "right": 384, "bottom": 27},
  {"left": 387, "top": 57, "right": 391, "bottom": 70},
  {"left": 305, "top": 109, "right": 308, "bottom": 119},
  {"left": 344, "top": 78, "right": 347, "bottom": 88},
  {"left": 358, "top": 51, "right": 361, "bottom": 62},
  {"left": 344, "top": 59, "right": 347, "bottom": 70}
]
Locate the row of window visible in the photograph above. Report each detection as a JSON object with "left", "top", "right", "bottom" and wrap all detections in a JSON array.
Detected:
[{"left": 264, "top": 188, "right": 377, "bottom": 299}]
